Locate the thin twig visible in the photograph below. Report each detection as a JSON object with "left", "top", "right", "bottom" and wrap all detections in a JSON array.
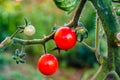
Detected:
[
  {"left": 43, "top": 43, "right": 47, "bottom": 53},
  {"left": 95, "top": 16, "right": 100, "bottom": 62},
  {"left": 81, "top": 41, "right": 95, "bottom": 52},
  {"left": 65, "top": 0, "right": 87, "bottom": 27},
  {"left": 12, "top": 31, "right": 55, "bottom": 45},
  {"left": 10, "top": 28, "right": 21, "bottom": 39}
]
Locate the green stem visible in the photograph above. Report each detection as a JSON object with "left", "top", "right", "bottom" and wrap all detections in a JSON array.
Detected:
[
  {"left": 10, "top": 28, "right": 21, "bottom": 39},
  {"left": 21, "top": 45, "right": 25, "bottom": 53},
  {"left": 81, "top": 41, "right": 95, "bottom": 52},
  {"left": 91, "top": 0, "right": 116, "bottom": 70},
  {"left": 90, "top": 0, "right": 120, "bottom": 79},
  {"left": 91, "top": 64, "right": 109, "bottom": 80},
  {"left": 43, "top": 43, "right": 47, "bottom": 53},
  {"left": 104, "top": 71, "right": 120, "bottom": 80},
  {"left": 95, "top": 16, "right": 100, "bottom": 63},
  {"left": 65, "top": 0, "right": 87, "bottom": 27},
  {"left": 12, "top": 31, "right": 55, "bottom": 45}
]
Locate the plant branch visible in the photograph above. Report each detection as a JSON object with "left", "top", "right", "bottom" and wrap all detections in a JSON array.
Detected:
[
  {"left": 81, "top": 41, "right": 95, "bottom": 52},
  {"left": 95, "top": 16, "right": 100, "bottom": 63},
  {"left": 43, "top": 43, "right": 47, "bottom": 53},
  {"left": 12, "top": 31, "right": 55, "bottom": 45},
  {"left": 104, "top": 71, "right": 120, "bottom": 80},
  {"left": 65, "top": 0, "right": 87, "bottom": 27},
  {"left": 10, "top": 28, "right": 21, "bottom": 39}
]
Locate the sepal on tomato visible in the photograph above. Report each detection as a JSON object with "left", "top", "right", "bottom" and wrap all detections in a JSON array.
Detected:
[{"left": 75, "top": 26, "right": 88, "bottom": 42}]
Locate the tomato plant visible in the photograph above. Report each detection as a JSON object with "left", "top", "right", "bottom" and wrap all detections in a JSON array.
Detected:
[
  {"left": 37, "top": 54, "right": 58, "bottom": 75},
  {"left": 54, "top": 27, "right": 76, "bottom": 50},
  {"left": 1, "top": 0, "right": 120, "bottom": 80}
]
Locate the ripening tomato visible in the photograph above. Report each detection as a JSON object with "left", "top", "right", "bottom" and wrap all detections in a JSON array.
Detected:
[
  {"left": 24, "top": 25, "right": 35, "bottom": 36},
  {"left": 37, "top": 54, "right": 58, "bottom": 76},
  {"left": 54, "top": 27, "right": 76, "bottom": 50}
]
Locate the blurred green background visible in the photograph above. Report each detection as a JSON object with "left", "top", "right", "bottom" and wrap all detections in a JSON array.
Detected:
[{"left": 0, "top": 0, "right": 110, "bottom": 80}]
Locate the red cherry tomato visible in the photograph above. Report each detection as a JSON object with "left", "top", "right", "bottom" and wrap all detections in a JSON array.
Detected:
[
  {"left": 37, "top": 54, "right": 58, "bottom": 75},
  {"left": 54, "top": 27, "right": 76, "bottom": 50}
]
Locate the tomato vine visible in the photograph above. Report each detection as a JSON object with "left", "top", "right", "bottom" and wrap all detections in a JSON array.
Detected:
[{"left": 1, "top": 0, "right": 120, "bottom": 79}]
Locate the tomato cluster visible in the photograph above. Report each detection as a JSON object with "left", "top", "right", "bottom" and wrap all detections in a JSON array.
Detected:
[{"left": 37, "top": 27, "right": 77, "bottom": 76}]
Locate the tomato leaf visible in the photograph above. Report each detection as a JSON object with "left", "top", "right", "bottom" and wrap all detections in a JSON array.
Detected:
[{"left": 53, "top": 0, "right": 80, "bottom": 13}]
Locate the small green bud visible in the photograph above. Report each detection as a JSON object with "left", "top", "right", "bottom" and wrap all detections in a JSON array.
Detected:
[{"left": 15, "top": 49, "right": 19, "bottom": 56}]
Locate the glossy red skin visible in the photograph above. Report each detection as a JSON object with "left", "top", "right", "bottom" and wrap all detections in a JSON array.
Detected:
[
  {"left": 54, "top": 27, "right": 76, "bottom": 50},
  {"left": 38, "top": 54, "right": 58, "bottom": 76}
]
